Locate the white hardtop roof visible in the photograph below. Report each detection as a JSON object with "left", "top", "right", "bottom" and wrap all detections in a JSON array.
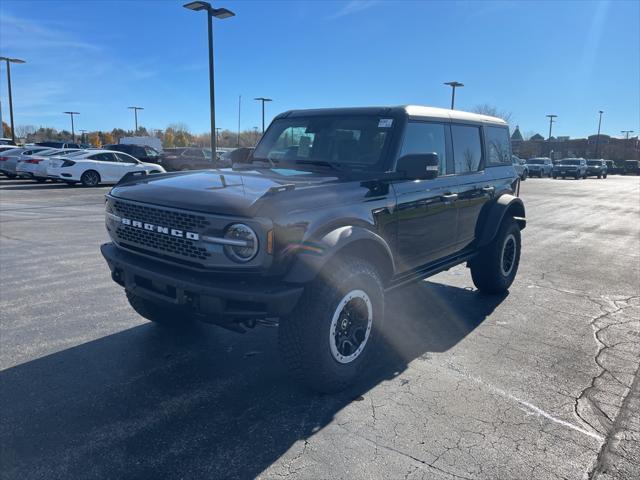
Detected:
[{"left": 403, "top": 105, "right": 507, "bottom": 125}]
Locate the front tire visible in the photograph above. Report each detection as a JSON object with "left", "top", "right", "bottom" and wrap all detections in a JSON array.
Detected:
[
  {"left": 521, "top": 171, "right": 527, "bottom": 181},
  {"left": 279, "top": 257, "right": 384, "bottom": 393},
  {"left": 81, "top": 170, "right": 100, "bottom": 187},
  {"left": 126, "top": 290, "right": 194, "bottom": 327},
  {"left": 470, "top": 219, "right": 521, "bottom": 294}
]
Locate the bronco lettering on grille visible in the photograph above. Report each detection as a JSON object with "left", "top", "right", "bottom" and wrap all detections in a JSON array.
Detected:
[{"left": 120, "top": 217, "right": 199, "bottom": 240}]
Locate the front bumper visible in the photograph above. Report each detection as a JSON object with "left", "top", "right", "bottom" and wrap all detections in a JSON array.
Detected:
[{"left": 101, "top": 242, "right": 303, "bottom": 321}]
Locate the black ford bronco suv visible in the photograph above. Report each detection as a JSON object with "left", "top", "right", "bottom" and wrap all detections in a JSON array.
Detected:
[{"left": 101, "top": 106, "right": 525, "bottom": 393}]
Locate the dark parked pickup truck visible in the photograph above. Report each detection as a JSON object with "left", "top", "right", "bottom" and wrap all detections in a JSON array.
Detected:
[{"left": 101, "top": 105, "right": 525, "bottom": 393}]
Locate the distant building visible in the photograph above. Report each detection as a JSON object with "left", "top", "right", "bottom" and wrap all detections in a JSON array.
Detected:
[
  {"left": 511, "top": 126, "right": 523, "bottom": 141},
  {"left": 513, "top": 133, "right": 639, "bottom": 160}
]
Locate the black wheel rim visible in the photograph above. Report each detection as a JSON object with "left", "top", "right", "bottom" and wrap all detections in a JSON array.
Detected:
[{"left": 501, "top": 234, "right": 516, "bottom": 277}]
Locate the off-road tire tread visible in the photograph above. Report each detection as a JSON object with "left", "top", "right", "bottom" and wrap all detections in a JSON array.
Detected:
[
  {"left": 278, "top": 257, "right": 383, "bottom": 393},
  {"left": 470, "top": 218, "right": 521, "bottom": 294}
]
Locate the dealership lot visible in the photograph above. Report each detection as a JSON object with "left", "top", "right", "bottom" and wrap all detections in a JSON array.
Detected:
[{"left": 1, "top": 177, "right": 638, "bottom": 479}]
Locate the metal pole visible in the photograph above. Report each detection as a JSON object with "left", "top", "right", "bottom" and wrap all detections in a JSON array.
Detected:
[
  {"left": 450, "top": 86, "right": 455, "bottom": 109},
  {"left": 6, "top": 60, "right": 15, "bottom": 142},
  {"left": 261, "top": 100, "right": 265, "bottom": 134},
  {"left": 70, "top": 113, "right": 75, "bottom": 143},
  {"left": 595, "top": 111, "right": 603, "bottom": 158},
  {"left": 134, "top": 109, "right": 138, "bottom": 133},
  {"left": 207, "top": 9, "right": 216, "bottom": 154},
  {"left": 237, "top": 94, "right": 241, "bottom": 147}
]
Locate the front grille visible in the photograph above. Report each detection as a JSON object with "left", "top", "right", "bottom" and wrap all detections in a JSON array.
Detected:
[
  {"left": 111, "top": 199, "right": 211, "bottom": 263},
  {"left": 112, "top": 200, "right": 210, "bottom": 231}
]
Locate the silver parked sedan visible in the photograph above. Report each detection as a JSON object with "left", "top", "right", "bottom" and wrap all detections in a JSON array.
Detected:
[
  {"left": 16, "top": 148, "right": 84, "bottom": 182},
  {"left": 0, "top": 147, "right": 57, "bottom": 178}
]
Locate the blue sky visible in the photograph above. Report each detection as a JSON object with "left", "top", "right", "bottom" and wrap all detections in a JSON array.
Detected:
[{"left": 0, "top": 0, "right": 638, "bottom": 138}]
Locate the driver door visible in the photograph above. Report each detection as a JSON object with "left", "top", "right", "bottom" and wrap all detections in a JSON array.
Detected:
[{"left": 391, "top": 121, "right": 459, "bottom": 272}]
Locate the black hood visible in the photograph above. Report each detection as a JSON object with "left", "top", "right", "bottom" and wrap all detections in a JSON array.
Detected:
[{"left": 109, "top": 169, "right": 337, "bottom": 216}]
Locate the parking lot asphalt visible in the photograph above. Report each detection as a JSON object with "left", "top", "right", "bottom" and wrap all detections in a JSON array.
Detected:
[{"left": 1, "top": 175, "right": 639, "bottom": 480}]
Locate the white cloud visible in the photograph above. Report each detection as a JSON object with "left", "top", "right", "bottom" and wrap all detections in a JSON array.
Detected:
[{"left": 329, "top": 0, "right": 379, "bottom": 19}]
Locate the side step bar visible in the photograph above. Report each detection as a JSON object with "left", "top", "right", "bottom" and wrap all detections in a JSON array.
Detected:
[{"left": 386, "top": 250, "right": 478, "bottom": 291}]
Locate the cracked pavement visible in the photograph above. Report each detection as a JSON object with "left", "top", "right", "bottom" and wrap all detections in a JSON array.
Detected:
[{"left": 1, "top": 176, "right": 639, "bottom": 479}]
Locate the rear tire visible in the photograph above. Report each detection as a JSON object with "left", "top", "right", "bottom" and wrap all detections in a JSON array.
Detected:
[
  {"left": 603, "top": 174, "right": 607, "bottom": 179},
  {"left": 126, "top": 290, "right": 194, "bottom": 327},
  {"left": 470, "top": 219, "right": 521, "bottom": 294},
  {"left": 81, "top": 170, "right": 100, "bottom": 187},
  {"left": 279, "top": 257, "right": 384, "bottom": 393},
  {"left": 521, "top": 171, "right": 527, "bottom": 181}
]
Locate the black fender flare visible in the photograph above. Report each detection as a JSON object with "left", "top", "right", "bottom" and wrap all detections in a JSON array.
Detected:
[
  {"left": 477, "top": 194, "right": 526, "bottom": 248},
  {"left": 283, "top": 226, "right": 395, "bottom": 285}
]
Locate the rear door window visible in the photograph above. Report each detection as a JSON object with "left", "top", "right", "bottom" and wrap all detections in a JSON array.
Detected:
[
  {"left": 451, "top": 125, "right": 483, "bottom": 174},
  {"left": 485, "top": 126, "right": 511, "bottom": 166}
]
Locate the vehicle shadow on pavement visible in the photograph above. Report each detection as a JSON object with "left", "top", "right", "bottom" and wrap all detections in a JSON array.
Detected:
[
  {"left": 0, "top": 183, "right": 82, "bottom": 191},
  {"left": 0, "top": 281, "right": 506, "bottom": 480}
]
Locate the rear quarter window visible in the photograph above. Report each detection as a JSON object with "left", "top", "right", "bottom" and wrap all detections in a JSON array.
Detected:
[{"left": 485, "top": 126, "right": 511, "bottom": 166}]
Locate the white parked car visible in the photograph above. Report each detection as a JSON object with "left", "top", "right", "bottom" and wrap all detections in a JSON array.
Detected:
[
  {"left": 0, "top": 147, "right": 57, "bottom": 178},
  {"left": 16, "top": 148, "right": 83, "bottom": 182},
  {"left": 47, "top": 149, "right": 166, "bottom": 186}
]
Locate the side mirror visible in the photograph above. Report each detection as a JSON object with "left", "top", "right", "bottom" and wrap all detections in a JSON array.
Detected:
[
  {"left": 229, "top": 147, "right": 252, "bottom": 164},
  {"left": 396, "top": 153, "right": 439, "bottom": 180}
]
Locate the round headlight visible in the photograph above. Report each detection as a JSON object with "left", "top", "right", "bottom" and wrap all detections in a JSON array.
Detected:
[{"left": 223, "top": 223, "right": 259, "bottom": 262}]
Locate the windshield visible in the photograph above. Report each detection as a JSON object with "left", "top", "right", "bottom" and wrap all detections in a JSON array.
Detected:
[
  {"left": 527, "top": 159, "right": 545, "bottom": 164},
  {"left": 253, "top": 115, "right": 394, "bottom": 170},
  {"left": 587, "top": 160, "right": 602, "bottom": 166},
  {"left": 559, "top": 159, "right": 581, "bottom": 165}
]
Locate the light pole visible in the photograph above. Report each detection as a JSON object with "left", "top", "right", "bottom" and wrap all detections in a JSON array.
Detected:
[
  {"left": 444, "top": 81, "right": 463, "bottom": 109},
  {"left": 546, "top": 114, "right": 557, "bottom": 140},
  {"left": 253, "top": 126, "right": 259, "bottom": 145},
  {"left": 128, "top": 106, "right": 143, "bottom": 134},
  {"left": 594, "top": 110, "right": 604, "bottom": 158},
  {"left": 215, "top": 127, "right": 222, "bottom": 146},
  {"left": 183, "top": 1, "right": 235, "bottom": 155},
  {"left": 237, "top": 94, "right": 241, "bottom": 147},
  {"left": 0, "top": 56, "right": 26, "bottom": 143},
  {"left": 254, "top": 97, "right": 272, "bottom": 134},
  {"left": 80, "top": 129, "right": 87, "bottom": 144},
  {"left": 621, "top": 130, "right": 634, "bottom": 159},
  {"left": 63, "top": 112, "right": 79, "bottom": 143}
]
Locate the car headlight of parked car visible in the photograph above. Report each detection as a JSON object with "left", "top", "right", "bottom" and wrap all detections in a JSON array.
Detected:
[{"left": 221, "top": 223, "right": 259, "bottom": 262}]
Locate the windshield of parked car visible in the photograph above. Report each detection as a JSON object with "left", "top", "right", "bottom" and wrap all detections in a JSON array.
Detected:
[
  {"left": 559, "top": 159, "right": 581, "bottom": 165},
  {"left": 587, "top": 160, "right": 602, "bottom": 166},
  {"left": 252, "top": 115, "right": 394, "bottom": 171},
  {"left": 527, "top": 159, "right": 546, "bottom": 164}
]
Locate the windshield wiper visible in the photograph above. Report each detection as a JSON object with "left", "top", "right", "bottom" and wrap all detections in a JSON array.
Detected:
[{"left": 295, "top": 159, "right": 343, "bottom": 171}]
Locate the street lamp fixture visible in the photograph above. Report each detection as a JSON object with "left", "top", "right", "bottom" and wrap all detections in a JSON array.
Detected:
[
  {"left": 0, "top": 56, "right": 26, "bottom": 142},
  {"left": 444, "top": 81, "right": 463, "bottom": 109},
  {"left": 63, "top": 111, "right": 80, "bottom": 143},
  {"left": 183, "top": 1, "right": 235, "bottom": 154},
  {"left": 254, "top": 97, "right": 272, "bottom": 134},
  {"left": 128, "top": 106, "right": 144, "bottom": 133}
]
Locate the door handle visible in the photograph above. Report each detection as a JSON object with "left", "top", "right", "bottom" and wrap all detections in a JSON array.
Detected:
[
  {"left": 441, "top": 193, "right": 458, "bottom": 202},
  {"left": 482, "top": 186, "right": 495, "bottom": 194}
]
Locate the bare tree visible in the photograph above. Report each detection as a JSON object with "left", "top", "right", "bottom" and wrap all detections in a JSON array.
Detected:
[
  {"left": 472, "top": 104, "right": 512, "bottom": 124},
  {"left": 15, "top": 125, "right": 36, "bottom": 139}
]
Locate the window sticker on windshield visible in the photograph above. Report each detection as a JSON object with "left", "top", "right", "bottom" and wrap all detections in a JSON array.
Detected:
[{"left": 378, "top": 118, "right": 393, "bottom": 128}]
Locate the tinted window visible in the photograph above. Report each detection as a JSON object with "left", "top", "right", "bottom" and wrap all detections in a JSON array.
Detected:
[
  {"left": 486, "top": 127, "right": 511, "bottom": 166},
  {"left": 399, "top": 122, "right": 447, "bottom": 175},
  {"left": 116, "top": 152, "right": 137, "bottom": 163},
  {"left": 90, "top": 153, "right": 118, "bottom": 162},
  {"left": 452, "top": 125, "right": 482, "bottom": 173}
]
